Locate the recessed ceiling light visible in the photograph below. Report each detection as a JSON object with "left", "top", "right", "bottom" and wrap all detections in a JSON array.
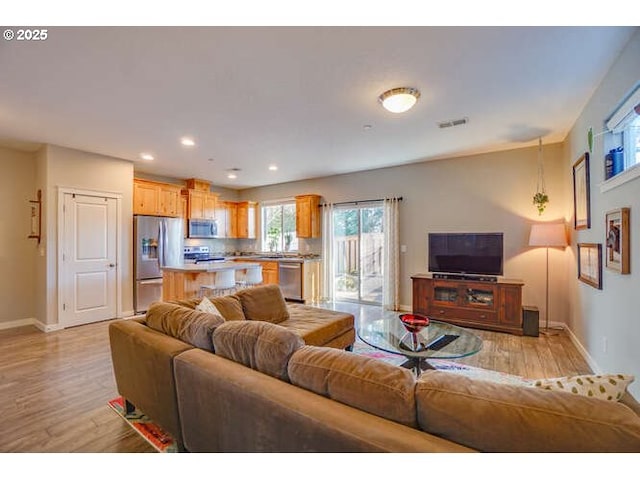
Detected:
[
  {"left": 363, "top": 124, "right": 373, "bottom": 131},
  {"left": 227, "top": 173, "right": 237, "bottom": 179},
  {"left": 180, "top": 137, "right": 195, "bottom": 147},
  {"left": 227, "top": 167, "right": 241, "bottom": 179},
  {"left": 268, "top": 165, "right": 278, "bottom": 171},
  {"left": 140, "top": 153, "right": 154, "bottom": 161},
  {"left": 378, "top": 87, "right": 421, "bottom": 113}
]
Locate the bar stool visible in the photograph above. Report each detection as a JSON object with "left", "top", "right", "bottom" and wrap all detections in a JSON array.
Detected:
[
  {"left": 199, "top": 269, "right": 237, "bottom": 298},
  {"left": 236, "top": 265, "right": 263, "bottom": 290}
]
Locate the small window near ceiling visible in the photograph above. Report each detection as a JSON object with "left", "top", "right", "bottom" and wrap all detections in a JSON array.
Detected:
[
  {"left": 261, "top": 202, "right": 298, "bottom": 252},
  {"left": 604, "top": 85, "right": 640, "bottom": 178}
]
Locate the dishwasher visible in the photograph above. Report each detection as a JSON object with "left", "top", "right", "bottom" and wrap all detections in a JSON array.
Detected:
[{"left": 278, "top": 261, "right": 303, "bottom": 302}]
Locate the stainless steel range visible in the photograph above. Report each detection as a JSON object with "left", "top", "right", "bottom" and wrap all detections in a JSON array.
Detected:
[{"left": 183, "top": 246, "right": 225, "bottom": 264}]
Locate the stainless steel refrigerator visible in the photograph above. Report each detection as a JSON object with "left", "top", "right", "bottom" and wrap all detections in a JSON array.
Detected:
[{"left": 134, "top": 215, "right": 184, "bottom": 313}]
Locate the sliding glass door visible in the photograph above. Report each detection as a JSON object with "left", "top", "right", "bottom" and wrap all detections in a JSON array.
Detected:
[{"left": 333, "top": 204, "right": 383, "bottom": 304}]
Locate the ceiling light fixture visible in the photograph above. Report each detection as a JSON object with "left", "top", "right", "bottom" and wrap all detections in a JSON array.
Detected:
[
  {"left": 180, "top": 137, "right": 195, "bottom": 147},
  {"left": 227, "top": 167, "right": 241, "bottom": 179},
  {"left": 378, "top": 87, "right": 421, "bottom": 113},
  {"left": 268, "top": 165, "right": 278, "bottom": 171},
  {"left": 140, "top": 153, "right": 154, "bottom": 161},
  {"left": 227, "top": 173, "right": 237, "bottom": 179}
]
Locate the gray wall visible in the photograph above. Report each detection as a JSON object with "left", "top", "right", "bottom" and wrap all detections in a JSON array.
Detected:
[
  {"left": 564, "top": 29, "right": 640, "bottom": 397},
  {"left": 240, "top": 142, "right": 569, "bottom": 318}
]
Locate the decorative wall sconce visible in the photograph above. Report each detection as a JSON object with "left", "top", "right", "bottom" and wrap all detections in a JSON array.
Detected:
[{"left": 28, "top": 189, "right": 42, "bottom": 244}]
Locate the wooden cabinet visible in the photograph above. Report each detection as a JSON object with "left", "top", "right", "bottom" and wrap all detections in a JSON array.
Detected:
[
  {"left": 411, "top": 275, "right": 524, "bottom": 335},
  {"left": 183, "top": 189, "right": 218, "bottom": 220},
  {"left": 133, "top": 178, "right": 182, "bottom": 217},
  {"left": 295, "top": 194, "right": 321, "bottom": 238},
  {"left": 214, "top": 201, "right": 237, "bottom": 238},
  {"left": 214, "top": 201, "right": 256, "bottom": 239},
  {"left": 234, "top": 259, "right": 278, "bottom": 285},
  {"left": 180, "top": 194, "right": 188, "bottom": 237},
  {"left": 257, "top": 261, "right": 279, "bottom": 285},
  {"left": 182, "top": 178, "right": 218, "bottom": 220},
  {"left": 236, "top": 201, "right": 257, "bottom": 239}
]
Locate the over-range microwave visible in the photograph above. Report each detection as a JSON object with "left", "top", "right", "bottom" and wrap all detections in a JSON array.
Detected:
[{"left": 188, "top": 218, "right": 218, "bottom": 238}]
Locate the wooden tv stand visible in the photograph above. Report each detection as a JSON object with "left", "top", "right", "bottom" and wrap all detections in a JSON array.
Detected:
[{"left": 411, "top": 274, "right": 524, "bottom": 335}]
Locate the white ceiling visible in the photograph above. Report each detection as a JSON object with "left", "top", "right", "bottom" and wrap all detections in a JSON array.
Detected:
[{"left": 0, "top": 26, "right": 636, "bottom": 189}]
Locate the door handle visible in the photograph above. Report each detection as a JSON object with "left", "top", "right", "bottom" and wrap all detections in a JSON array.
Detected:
[{"left": 108, "top": 263, "right": 116, "bottom": 268}]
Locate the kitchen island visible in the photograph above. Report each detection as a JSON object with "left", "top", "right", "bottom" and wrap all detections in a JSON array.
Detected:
[{"left": 161, "top": 262, "right": 261, "bottom": 302}]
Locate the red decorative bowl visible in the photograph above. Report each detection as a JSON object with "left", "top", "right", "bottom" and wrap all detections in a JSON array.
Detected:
[{"left": 399, "top": 313, "right": 430, "bottom": 333}]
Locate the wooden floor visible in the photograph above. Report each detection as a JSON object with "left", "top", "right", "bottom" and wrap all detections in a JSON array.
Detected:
[{"left": 0, "top": 303, "right": 592, "bottom": 453}]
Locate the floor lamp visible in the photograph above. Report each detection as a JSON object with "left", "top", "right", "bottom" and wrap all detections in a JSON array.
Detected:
[{"left": 529, "top": 223, "right": 568, "bottom": 335}]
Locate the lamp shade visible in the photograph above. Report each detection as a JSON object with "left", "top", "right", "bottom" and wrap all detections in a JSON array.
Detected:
[{"left": 529, "top": 223, "right": 568, "bottom": 247}]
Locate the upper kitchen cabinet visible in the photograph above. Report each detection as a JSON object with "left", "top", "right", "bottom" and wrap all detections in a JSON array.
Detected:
[
  {"left": 295, "top": 194, "right": 321, "bottom": 238},
  {"left": 214, "top": 201, "right": 237, "bottom": 238},
  {"left": 215, "top": 200, "right": 256, "bottom": 238},
  {"left": 182, "top": 178, "right": 218, "bottom": 220},
  {"left": 133, "top": 178, "right": 182, "bottom": 217},
  {"left": 236, "top": 201, "right": 257, "bottom": 239}
]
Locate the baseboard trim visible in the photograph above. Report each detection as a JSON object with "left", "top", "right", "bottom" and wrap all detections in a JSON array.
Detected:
[
  {"left": 0, "top": 317, "right": 37, "bottom": 331},
  {"left": 33, "top": 319, "right": 64, "bottom": 332},
  {"left": 121, "top": 310, "right": 135, "bottom": 318},
  {"left": 562, "top": 323, "right": 602, "bottom": 374}
]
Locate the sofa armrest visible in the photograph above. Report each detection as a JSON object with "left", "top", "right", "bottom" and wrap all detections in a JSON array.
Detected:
[{"left": 108, "top": 319, "right": 193, "bottom": 447}]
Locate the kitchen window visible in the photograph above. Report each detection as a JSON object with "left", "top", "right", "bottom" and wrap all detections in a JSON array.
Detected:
[{"left": 261, "top": 202, "right": 298, "bottom": 252}]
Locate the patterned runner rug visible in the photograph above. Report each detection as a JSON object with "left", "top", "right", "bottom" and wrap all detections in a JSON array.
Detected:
[{"left": 107, "top": 397, "right": 178, "bottom": 453}]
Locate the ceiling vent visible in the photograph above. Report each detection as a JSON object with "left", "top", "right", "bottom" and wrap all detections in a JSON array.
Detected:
[{"left": 438, "top": 117, "right": 469, "bottom": 129}]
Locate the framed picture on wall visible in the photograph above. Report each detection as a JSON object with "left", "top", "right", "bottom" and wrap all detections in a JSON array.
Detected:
[
  {"left": 605, "top": 207, "right": 630, "bottom": 274},
  {"left": 573, "top": 153, "right": 591, "bottom": 230},
  {"left": 577, "top": 243, "right": 602, "bottom": 289}
]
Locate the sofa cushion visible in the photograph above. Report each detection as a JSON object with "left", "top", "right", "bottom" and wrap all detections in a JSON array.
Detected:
[
  {"left": 415, "top": 370, "right": 640, "bottom": 452},
  {"left": 171, "top": 295, "right": 246, "bottom": 321},
  {"left": 212, "top": 321, "right": 304, "bottom": 381},
  {"left": 288, "top": 346, "right": 417, "bottom": 427},
  {"left": 280, "top": 304, "right": 354, "bottom": 346},
  {"left": 145, "top": 302, "right": 225, "bottom": 352},
  {"left": 234, "top": 284, "right": 290, "bottom": 324}
]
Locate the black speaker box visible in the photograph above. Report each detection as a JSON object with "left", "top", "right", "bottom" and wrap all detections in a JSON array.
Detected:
[{"left": 522, "top": 305, "right": 539, "bottom": 337}]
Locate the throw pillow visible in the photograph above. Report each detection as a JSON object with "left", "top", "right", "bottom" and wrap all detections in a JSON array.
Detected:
[
  {"left": 532, "top": 374, "right": 634, "bottom": 401},
  {"left": 195, "top": 296, "right": 223, "bottom": 318}
]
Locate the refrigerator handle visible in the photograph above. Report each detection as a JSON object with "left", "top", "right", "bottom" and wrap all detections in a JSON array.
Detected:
[{"left": 158, "top": 221, "right": 165, "bottom": 269}]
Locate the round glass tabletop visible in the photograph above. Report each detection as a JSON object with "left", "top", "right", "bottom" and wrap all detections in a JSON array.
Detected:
[{"left": 357, "top": 315, "right": 483, "bottom": 361}]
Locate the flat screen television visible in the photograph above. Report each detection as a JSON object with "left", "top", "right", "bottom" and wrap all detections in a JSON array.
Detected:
[{"left": 428, "top": 232, "right": 504, "bottom": 276}]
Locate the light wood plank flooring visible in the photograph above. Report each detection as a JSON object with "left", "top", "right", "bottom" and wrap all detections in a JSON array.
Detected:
[{"left": 0, "top": 303, "right": 591, "bottom": 453}]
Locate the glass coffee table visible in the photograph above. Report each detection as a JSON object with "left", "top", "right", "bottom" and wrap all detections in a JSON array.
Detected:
[{"left": 357, "top": 314, "right": 483, "bottom": 376}]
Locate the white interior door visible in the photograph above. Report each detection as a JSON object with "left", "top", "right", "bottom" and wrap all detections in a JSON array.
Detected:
[{"left": 61, "top": 193, "right": 117, "bottom": 327}]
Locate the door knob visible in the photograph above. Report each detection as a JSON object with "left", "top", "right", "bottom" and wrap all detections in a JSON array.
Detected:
[{"left": 108, "top": 263, "right": 115, "bottom": 268}]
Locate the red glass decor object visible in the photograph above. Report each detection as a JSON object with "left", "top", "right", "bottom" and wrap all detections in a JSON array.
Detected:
[
  {"left": 399, "top": 313, "right": 429, "bottom": 333},
  {"left": 399, "top": 313, "right": 430, "bottom": 352}
]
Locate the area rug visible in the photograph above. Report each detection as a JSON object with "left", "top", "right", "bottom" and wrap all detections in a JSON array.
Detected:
[
  {"left": 351, "top": 340, "right": 529, "bottom": 386},
  {"left": 107, "top": 397, "right": 178, "bottom": 453}
]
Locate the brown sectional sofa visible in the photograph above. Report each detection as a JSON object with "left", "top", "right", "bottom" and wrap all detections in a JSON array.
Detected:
[
  {"left": 109, "top": 285, "right": 356, "bottom": 450},
  {"left": 109, "top": 285, "right": 640, "bottom": 453}
]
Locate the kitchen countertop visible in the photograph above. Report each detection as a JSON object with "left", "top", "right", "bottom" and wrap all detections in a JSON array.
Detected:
[
  {"left": 161, "top": 261, "right": 263, "bottom": 273},
  {"left": 226, "top": 255, "right": 321, "bottom": 263}
]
